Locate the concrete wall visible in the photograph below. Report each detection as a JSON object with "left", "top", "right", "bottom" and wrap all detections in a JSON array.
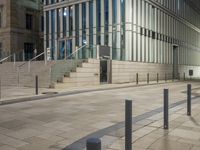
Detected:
[
  {"left": 112, "top": 60, "right": 173, "bottom": 83},
  {"left": 179, "top": 65, "right": 200, "bottom": 79}
]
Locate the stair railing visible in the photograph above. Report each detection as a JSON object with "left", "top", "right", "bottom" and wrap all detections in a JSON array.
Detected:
[
  {"left": 0, "top": 53, "right": 16, "bottom": 65},
  {"left": 28, "top": 52, "right": 46, "bottom": 72}
]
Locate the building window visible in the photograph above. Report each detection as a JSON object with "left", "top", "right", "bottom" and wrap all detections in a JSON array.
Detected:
[
  {"left": 0, "top": 42, "right": 2, "bottom": 58},
  {"left": 0, "top": 6, "right": 3, "bottom": 28},
  {"left": 24, "top": 43, "right": 34, "bottom": 60},
  {"left": 41, "top": 16, "right": 44, "bottom": 32},
  {"left": 69, "top": 6, "right": 73, "bottom": 37},
  {"left": 26, "top": 14, "right": 33, "bottom": 30},
  {"left": 96, "top": 0, "right": 101, "bottom": 44}
]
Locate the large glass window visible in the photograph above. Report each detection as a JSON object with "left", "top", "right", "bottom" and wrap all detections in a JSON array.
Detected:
[
  {"left": 89, "top": 1, "right": 93, "bottom": 46},
  {"left": 75, "top": 4, "right": 79, "bottom": 46},
  {"left": 112, "top": 0, "right": 117, "bottom": 59},
  {"left": 121, "top": 0, "right": 125, "bottom": 60},
  {"left": 82, "top": 3, "right": 86, "bottom": 44},
  {"left": 57, "top": 9, "right": 60, "bottom": 38},
  {"left": 104, "top": 0, "right": 109, "bottom": 45},
  {"left": 63, "top": 8, "right": 67, "bottom": 37},
  {"left": 69, "top": 6, "right": 73, "bottom": 37},
  {"left": 51, "top": 10, "right": 55, "bottom": 59},
  {"left": 46, "top": 11, "right": 49, "bottom": 48},
  {"left": 96, "top": 0, "right": 101, "bottom": 44}
]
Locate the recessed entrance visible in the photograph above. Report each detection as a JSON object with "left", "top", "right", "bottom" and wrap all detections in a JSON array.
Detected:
[{"left": 58, "top": 38, "right": 72, "bottom": 60}]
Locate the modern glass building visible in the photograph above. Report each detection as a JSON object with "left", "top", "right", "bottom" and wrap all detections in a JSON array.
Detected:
[{"left": 43, "top": 0, "right": 200, "bottom": 66}]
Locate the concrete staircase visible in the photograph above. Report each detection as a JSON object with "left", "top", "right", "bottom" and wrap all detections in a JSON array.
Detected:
[
  {"left": 0, "top": 61, "right": 54, "bottom": 87},
  {"left": 54, "top": 59, "right": 100, "bottom": 88},
  {"left": 0, "top": 59, "right": 100, "bottom": 88}
]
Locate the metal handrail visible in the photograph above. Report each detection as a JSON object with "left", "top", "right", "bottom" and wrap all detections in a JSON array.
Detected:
[
  {"left": 0, "top": 55, "right": 13, "bottom": 63},
  {"left": 67, "top": 44, "right": 87, "bottom": 59},
  {"left": 28, "top": 52, "right": 45, "bottom": 72}
]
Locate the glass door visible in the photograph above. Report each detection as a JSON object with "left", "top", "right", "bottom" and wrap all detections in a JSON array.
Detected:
[
  {"left": 66, "top": 39, "right": 72, "bottom": 58},
  {"left": 58, "top": 40, "right": 65, "bottom": 60}
]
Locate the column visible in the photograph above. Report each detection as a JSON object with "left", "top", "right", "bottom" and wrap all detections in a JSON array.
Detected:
[
  {"left": 54, "top": 9, "right": 58, "bottom": 60},
  {"left": 60, "top": 8, "right": 63, "bottom": 38},
  {"left": 101, "top": 0, "right": 105, "bottom": 45},
  {"left": 86, "top": 2, "right": 90, "bottom": 45},
  {"left": 72, "top": 5, "right": 76, "bottom": 52},
  {"left": 93, "top": 0, "right": 97, "bottom": 45},
  {"left": 133, "top": 0, "right": 137, "bottom": 61},
  {"left": 116, "top": 0, "right": 121, "bottom": 60},
  {"left": 66, "top": 7, "right": 69, "bottom": 37},
  {"left": 44, "top": 11, "right": 47, "bottom": 54},
  {"left": 125, "top": 0, "right": 132, "bottom": 61}
]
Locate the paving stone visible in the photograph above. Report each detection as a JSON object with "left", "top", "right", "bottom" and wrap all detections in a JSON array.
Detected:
[
  {"left": 149, "top": 138, "right": 193, "bottom": 150},
  {"left": 0, "top": 133, "right": 28, "bottom": 148},
  {"left": 169, "top": 129, "right": 200, "bottom": 140}
]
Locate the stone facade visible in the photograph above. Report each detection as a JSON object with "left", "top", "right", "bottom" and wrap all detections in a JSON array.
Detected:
[{"left": 0, "top": 0, "right": 43, "bottom": 59}]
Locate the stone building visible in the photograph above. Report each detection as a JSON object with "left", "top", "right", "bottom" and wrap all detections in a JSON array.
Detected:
[{"left": 0, "top": 0, "right": 43, "bottom": 60}]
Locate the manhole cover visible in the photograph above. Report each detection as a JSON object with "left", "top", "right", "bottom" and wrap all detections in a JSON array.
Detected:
[{"left": 42, "top": 92, "right": 58, "bottom": 95}]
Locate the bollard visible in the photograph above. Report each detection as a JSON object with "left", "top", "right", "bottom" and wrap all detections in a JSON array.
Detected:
[
  {"left": 125, "top": 100, "right": 132, "bottom": 150},
  {"left": 35, "top": 75, "right": 38, "bottom": 95},
  {"left": 136, "top": 73, "right": 139, "bottom": 85},
  {"left": 164, "top": 89, "right": 169, "bottom": 129},
  {"left": 165, "top": 73, "right": 167, "bottom": 83},
  {"left": 87, "top": 138, "right": 101, "bottom": 150},
  {"left": 187, "top": 84, "right": 191, "bottom": 116},
  {"left": 147, "top": 73, "right": 149, "bottom": 84},
  {"left": 157, "top": 73, "right": 159, "bottom": 83}
]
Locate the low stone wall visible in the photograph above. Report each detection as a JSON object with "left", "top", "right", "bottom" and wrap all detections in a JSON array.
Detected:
[{"left": 112, "top": 60, "right": 173, "bottom": 83}]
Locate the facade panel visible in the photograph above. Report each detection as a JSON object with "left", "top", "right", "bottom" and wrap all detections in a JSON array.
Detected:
[{"left": 43, "top": 0, "right": 200, "bottom": 67}]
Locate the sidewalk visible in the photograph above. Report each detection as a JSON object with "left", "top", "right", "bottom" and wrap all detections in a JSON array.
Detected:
[
  {"left": 0, "top": 80, "right": 186, "bottom": 104},
  {"left": 107, "top": 97, "right": 200, "bottom": 150}
]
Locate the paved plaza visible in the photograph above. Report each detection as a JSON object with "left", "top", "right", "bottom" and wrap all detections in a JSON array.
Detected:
[{"left": 0, "top": 82, "right": 200, "bottom": 150}]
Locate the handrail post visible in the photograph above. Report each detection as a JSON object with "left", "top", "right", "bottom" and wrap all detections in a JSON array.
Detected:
[
  {"left": 28, "top": 61, "right": 31, "bottom": 72},
  {"left": 44, "top": 50, "right": 47, "bottom": 65},
  {"left": 13, "top": 53, "right": 16, "bottom": 66}
]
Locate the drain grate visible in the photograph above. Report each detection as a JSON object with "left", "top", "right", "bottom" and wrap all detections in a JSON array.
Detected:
[{"left": 42, "top": 92, "right": 58, "bottom": 95}]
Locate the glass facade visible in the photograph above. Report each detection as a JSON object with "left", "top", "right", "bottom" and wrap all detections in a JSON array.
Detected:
[{"left": 44, "top": 0, "right": 200, "bottom": 66}]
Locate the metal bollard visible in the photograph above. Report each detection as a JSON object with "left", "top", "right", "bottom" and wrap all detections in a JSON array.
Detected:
[
  {"left": 87, "top": 138, "right": 101, "bottom": 150},
  {"left": 157, "top": 73, "right": 159, "bottom": 83},
  {"left": 187, "top": 84, "right": 191, "bottom": 116},
  {"left": 35, "top": 75, "right": 38, "bottom": 95},
  {"left": 125, "top": 100, "right": 132, "bottom": 150},
  {"left": 136, "top": 73, "right": 139, "bottom": 85},
  {"left": 147, "top": 73, "right": 149, "bottom": 84},
  {"left": 164, "top": 89, "right": 169, "bottom": 130}
]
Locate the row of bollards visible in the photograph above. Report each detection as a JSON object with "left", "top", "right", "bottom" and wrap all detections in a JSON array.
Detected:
[
  {"left": 136, "top": 72, "right": 185, "bottom": 85},
  {"left": 86, "top": 84, "right": 192, "bottom": 150}
]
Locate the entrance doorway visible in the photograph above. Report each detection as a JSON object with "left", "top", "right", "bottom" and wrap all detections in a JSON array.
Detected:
[
  {"left": 58, "top": 38, "right": 73, "bottom": 60},
  {"left": 100, "top": 60, "right": 108, "bottom": 83},
  {"left": 173, "top": 45, "right": 179, "bottom": 79}
]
